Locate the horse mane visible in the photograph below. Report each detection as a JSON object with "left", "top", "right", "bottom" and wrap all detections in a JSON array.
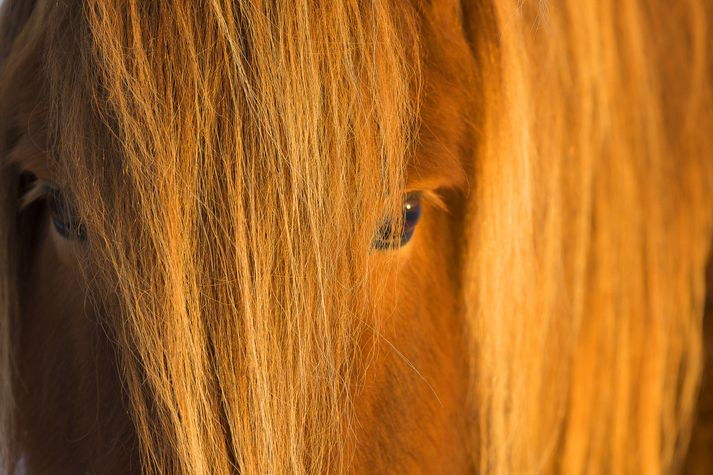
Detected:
[{"left": 1, "top": 0, "right": 712, "bottom": 473}]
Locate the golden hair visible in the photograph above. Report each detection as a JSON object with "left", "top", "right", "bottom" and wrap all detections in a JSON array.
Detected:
[
  {"left": 464, "top": 2, "right": 713, "bottom": 472},
  {"left": 1, "top": 0, "right": 712, "bottom": 473}
]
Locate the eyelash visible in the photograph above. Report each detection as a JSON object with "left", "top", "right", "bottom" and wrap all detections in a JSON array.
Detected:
[
  {"left": 372, "top": 192, "right": 423, "bottom": 251},
  {"left": 45, "top": 187, "right": 86, "bottom": 241},
  {"left": 19, "top": 176, "right": 86, "bottom": 242},
  {"left": 20, "top": 176, "right": 426, "bottom": 248}
]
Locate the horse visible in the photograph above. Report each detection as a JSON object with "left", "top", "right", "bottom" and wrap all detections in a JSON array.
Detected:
[{"left": 1, "top": 0, "right": 712, "bottom": 473}]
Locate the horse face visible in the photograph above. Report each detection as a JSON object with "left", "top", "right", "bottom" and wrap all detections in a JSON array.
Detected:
[
  {"left": 6, "top": 0, "right": 712, "bottom": 473},
  {"left": 11, "top": 119, "right": 472, "bottom": 472},
  {"left": 3, "top": 0, "right": 476, "bottom": 472}
]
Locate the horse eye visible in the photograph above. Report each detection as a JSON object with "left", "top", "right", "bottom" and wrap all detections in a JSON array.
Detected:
[
  {"left": 372, "top": 192, "right": 423, "bottom": 250},
  {"left": 46, "top": 187, "right": 86, "bottom": 241}
]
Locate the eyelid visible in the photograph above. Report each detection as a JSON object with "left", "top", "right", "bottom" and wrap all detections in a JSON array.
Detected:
[
  {"left": 19, "top": 177, "right": 51, "bottom": 210},
  {"left": 417, "top": 190, "right": 448, "bottom": 212}
]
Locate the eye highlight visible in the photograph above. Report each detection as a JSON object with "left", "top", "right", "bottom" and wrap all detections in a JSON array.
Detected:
[
  {"left": 372, "top": 192, "right": 423, "bottom": 251},
  {"left": 46, "top": 186, "right": 86, "bottom": 241}
]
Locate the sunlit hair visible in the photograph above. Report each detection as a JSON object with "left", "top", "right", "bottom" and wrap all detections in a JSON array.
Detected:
[{"left": 1, "top": 0, "right": 712, "bottom": 473}]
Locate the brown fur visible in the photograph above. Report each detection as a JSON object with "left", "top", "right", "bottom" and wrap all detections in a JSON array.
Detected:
[{"left": 0, "top": 0, "right": 712, "bottom": 473}]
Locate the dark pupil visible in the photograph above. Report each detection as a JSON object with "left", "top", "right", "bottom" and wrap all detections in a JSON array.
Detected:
[
  {"left": 46, "top": 187, "right": 86, "bottom": 241},
  {"left": 372, "top": 192, "right": 422, "bottom": 250}
]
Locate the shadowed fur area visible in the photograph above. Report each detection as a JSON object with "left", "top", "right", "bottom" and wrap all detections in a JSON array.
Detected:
[{"left": 1, "top": 0, "right": 712, "bottom": 473}]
